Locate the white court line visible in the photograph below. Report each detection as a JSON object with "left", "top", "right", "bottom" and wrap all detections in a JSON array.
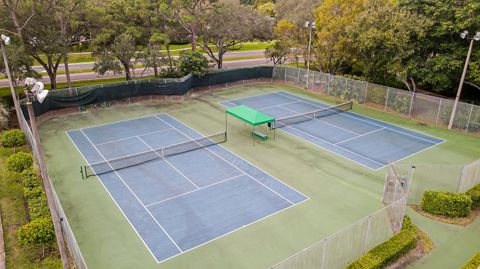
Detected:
[
  {"left": 94, "top": 127, "right": 173, "bottom": 146},
  {"left": 283, "top": 125, "right": 385, "bottom": 168},
  {"left": 68, "top": 114, "right": 164, "bottom": 132},
  {"left": 275, "top": 91, "right": 445, "bottom": 144},
  {"left": 278, "top": 104, "right": 361, "bottom": 136},
  {"left": 66, "top": 131, "right": 162, "bottom": 263},
  {"left": 145, "top": 173, "right": 246, "bottom": 208},
  {"left": 335, "top": 128, "right": 386, "bottom": 145},
  {"left": 78, "top": 129, "right": 184, "bottom": 253},
  {"left": 136, "top": 136, "right": 200, "bottom": 189},
  {"left": 155, "top": 115, "right": 296, "bottom": 205},
  {"left": 154, "top": 113, "right": 310, "bottom": 201}
]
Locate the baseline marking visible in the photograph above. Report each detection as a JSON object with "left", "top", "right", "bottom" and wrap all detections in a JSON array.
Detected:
[{"left": 95, "top": 127, "right": 173, "bottom": 146}]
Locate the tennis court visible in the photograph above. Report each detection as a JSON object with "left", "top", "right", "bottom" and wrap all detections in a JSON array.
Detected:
[
  {"left": 66, "top": 114, "right": 307, "bottom": 263},
  {"left": 223, "top": 92, "right": 444, "bottom": 170}
]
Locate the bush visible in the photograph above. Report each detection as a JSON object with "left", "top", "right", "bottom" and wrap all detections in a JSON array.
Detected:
[
  {"left": 178, "top": 50, "right": 209, "bottom": 77},
  {"left": 462, "top": 252, "right": 480, "bottom": 269},
  {"left": 23, "top": 186, "right": 43, "bottom": 200},
  {"left": 17, "top": 218, "right": 55, "bottom": 259},
  {"left": 1, "top": 129, "right": 27, "bottom": 147},
  {"left": 466, "top": 184, "right": 480, "bottom": 209},
  {"left": 20, "top": 168, "right": 41, "bottom": 189},
  {"left": 6, "top": 152, "right": 33, "bottom": 173},
  {"left": 421, "top": 191, "right": 472, "bottom": 217},
  {"left": 28, "top": 195, "right": 50, "bottom": 219},
  {"left": 346, "top": 216, "right": 418, "bottom": 269}
]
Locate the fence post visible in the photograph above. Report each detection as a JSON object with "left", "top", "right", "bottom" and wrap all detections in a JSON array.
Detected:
[
  {"left": 284, "top": 67, "right": 287, "bottom": 81},
  {"left": 364, "top": 82, "right": 368, "bottom": 104},
  {"left": 320, "top": 239, "right": 328, "bottom": 269},
  {"left": 297, "top": 68, "right": 301, "bottom": 84},
  {"left": 456, "top": 165, "right": 467, "bottom": 192},
  {"left": 436, "top": 99, "right": 443, "bottom": 125},
  {"left": 362, "top": 215, "right": 372, "bottom": 254},
  {"left": 327, "top": 74, "right": 332, "bottom": 95},
  {"left": 466, "top": 104, "right": 474, "bottom": 132},
  {"left": 408, "top": 92, "right": 415, "bottom": 118},
  {"left": 384, "top": 87, "right": 390, "bottom": 111}
]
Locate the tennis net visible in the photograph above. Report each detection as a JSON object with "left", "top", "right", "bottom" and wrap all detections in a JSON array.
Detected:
[
  {"left": 274, "top": 100, "right": 353, "bottom": 129},
  {"left": 82, "top": 132, "right": 227, "bottom": 178}
]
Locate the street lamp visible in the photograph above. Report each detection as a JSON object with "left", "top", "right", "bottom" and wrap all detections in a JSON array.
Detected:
[
  {"left": 305, "top": 21, "right": 315, "bottom": 89},
  {"left": 0, "top": 34, "right": 22, "bottom": 123},
  {"left": 448, "top": 30, "right": 480, "bottom": 129}
]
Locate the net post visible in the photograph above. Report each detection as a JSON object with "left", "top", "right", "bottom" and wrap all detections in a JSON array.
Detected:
[{"left": 80, "top": 166, "right": 84, "bottom": 180}]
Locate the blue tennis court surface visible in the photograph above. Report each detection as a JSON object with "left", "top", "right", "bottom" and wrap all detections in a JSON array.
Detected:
[
  {"left": 223, "top": 92, "right": 444, "bottom": 170},
  {"left": 67, "top": 114, "right": 307, "bottom": 263}
]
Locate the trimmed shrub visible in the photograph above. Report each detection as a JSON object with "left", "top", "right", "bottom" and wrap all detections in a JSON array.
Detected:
[
  {"left": 466, "top": 184, "right": 480, "bottom": 209},
  {"left": 17, "top": 218, "right": 55, "bottom": 259},
  {"left": 1, "top": 129, "right": 27, "bottom": 147},
  {"left": 462, "top": 252, "right": 480, "bottom": 269},
  {"left": 346, "top": 216, "right": 418, "bottom": 269},
  {"left": 28, "top": 195, "right": 50, "bottom": 219},
  {"left": 23, "top": 186, "right": 43, "bottom": 200},
  {"left": 421, "top": 191, "right": 472, "bottom": 217},
  {"left": 20, "top": 168, "right": 41, "bottom": 189},
  {"left": 6, "top": 152, "right": 33, "bottom": 173}
]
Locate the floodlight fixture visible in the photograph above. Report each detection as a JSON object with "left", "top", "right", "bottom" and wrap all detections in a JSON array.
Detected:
[
  {"left": 24, "top": 78, "right": 49, "bottom": 104},
  {"left": 474, "top": 32, "right": 480, "bottom": 41},
  {"left": 1, "top": 34, "right": 10, "bottom": 45},
  {"left": 460, "top": 30, "right": 469, "bottom": 39}
]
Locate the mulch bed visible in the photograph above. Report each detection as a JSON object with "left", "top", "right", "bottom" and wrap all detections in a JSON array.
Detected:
[{"left": 411, "top": 205, "right": 480, "bottom": 226}]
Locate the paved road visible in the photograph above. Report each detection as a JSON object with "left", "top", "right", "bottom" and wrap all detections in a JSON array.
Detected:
[
  {"left": 0, "top": 58, "right": 271, "bottom": 87},
  {"left": 30, "top": 50, "right": 267, "bottom": 72}
]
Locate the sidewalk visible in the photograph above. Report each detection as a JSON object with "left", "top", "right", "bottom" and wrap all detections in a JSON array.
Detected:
[{"left": 407, "top": 207, "right": 480, "bottom": 269}]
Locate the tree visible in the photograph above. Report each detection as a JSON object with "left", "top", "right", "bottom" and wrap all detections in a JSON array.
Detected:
[
  {"left": 178, "top": 50, "right": 209, "bottom": 77},
  {"left": 347, "top": 0, "right": 431, "bottom": 86},
  {"left": 276, "top": 0, "right": 321, "bottom": 25},
  {"left": 256, "top": 2, "right": 276, "bottom": 17},
  {"left": 0, "top": 38, "right": 39, "bottom": 88},
  {"left": 273, "top": 19, "right": 303, "bottom": 66},
  {"left": 314, "top": 0, "right": 366, "bottom": 74},
  {"left": 399, "top": 0, "right": 480, "bottom": 96},
  {"left": 172, "top": 0, "right": 220, "bottom": 51},
  {"left": 93, "top": 33, "right": 136, "bottom": 80},
  {"left": 18, "top": 218, "right": 55, "bottom": 260},
  {"left": 265, "top": 40, "right": 289, "bottom": 65},
  {"left": 201, "top": 0, "right": 271, "bottom": 69}
]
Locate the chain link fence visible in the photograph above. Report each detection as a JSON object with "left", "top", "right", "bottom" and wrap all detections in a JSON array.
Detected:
[
  {"left": 386, "top": 161, "right": 480, "bottom": 205},
  {"left": 272, "top": 66, "right": 480, "bottom": 135},
  {"left": 269, "top": 196, "right": 407, "bottom": 269},
  {"left": 17, "top": 109, "right": 87, "bottom": 269}
]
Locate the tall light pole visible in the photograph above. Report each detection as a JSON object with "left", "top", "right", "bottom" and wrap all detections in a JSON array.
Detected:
[
  {"left": 448, "top": 30, "right": 480, "bottom": 130},
  {"left": 0, "top": 34, "right": 22, "bottom": 123},
  {"left": 305, "top": 21, "right": 315, "bottom": 89}
]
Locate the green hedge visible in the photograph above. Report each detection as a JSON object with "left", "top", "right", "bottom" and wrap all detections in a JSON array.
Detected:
[
  {"left": 19, "top": 168, "right": 50, "bottom": 220},
  {"left": 1, "top": 129, "right": 27, "bottom": 147},
  {"left": 346, "top": 216, "right": 418, "bottom": 269},
  {"left": 6, "top": 152, "right": 33, "bottom": 173},
  {"left": 466, "top": 184, "right": 480, "bottom": 209},
  {"left": 461, "top": 252, "right": 480, "bottom": 269},
  {"left": 421, "top": 191, "right": 472, "bottom": 217}
]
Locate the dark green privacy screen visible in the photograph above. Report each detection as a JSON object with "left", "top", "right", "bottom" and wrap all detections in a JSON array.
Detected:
[{"left": 22, "top": 66, "right": 273, "bottom": 117}]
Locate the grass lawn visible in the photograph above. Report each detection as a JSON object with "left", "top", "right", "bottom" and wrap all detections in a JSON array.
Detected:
[
  {"left": 32, "top": 42, "right": 271, "bottom": 65},
  {"left": 0, "top": 146, "right": 62, "bottom": 268}
]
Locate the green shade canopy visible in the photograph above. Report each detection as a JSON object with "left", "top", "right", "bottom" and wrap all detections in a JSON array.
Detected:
[{"left": 226, "top": 105, "right": 275, "bottom": 126}]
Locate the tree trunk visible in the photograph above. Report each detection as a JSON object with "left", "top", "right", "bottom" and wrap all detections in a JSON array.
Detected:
[
  {"left": 191, "top": 26, "right": 197, "bottom": 51},
  {"left": 166, "top": 45, "right": 173, "bottom": 71},
  {"left": 46, "top": 70, "right": 57, "bottom": 90},
  {"left": 217, "top": 52, "right": 223, "bottom": 69},
  {"left": 64, "top": 53, "right": 72, "bottom": 93}
]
